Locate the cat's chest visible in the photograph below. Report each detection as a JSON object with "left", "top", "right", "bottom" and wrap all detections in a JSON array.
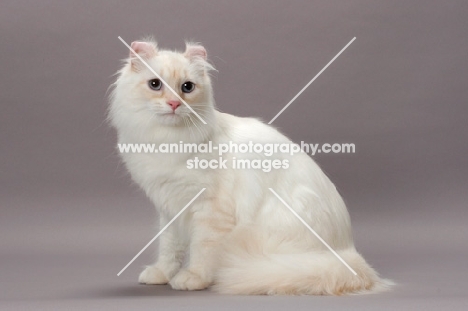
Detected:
[{"left": 121, "top": 150, "right": 215, "bottom": 190}]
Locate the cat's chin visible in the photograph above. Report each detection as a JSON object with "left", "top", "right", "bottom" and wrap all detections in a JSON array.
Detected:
[{"left": 155, "top": 113, "right": 185, "bottom": 126}]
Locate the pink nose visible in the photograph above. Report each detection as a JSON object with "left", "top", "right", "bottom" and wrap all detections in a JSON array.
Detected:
[{"left": 167, "top": 100, "right": 181, "bottom": 111}]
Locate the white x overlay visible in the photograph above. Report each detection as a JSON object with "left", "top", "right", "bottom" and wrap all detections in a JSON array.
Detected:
[{"left": 116, "top": 37, "right": 357, "bottom": 276}]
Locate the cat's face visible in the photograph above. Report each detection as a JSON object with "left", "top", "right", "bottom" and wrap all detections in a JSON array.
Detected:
[{"left": 114, "top": 41, "right": 214, "bottom": 128}]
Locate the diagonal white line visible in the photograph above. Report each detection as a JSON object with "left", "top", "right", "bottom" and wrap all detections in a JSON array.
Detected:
[
  {"left": 118, "top": 36, "right": 207, "bottom": 125},
  {"left": 268, "top": 188, "right": 358, "bottom": 276},
  {"left": 268, "top": 37, "right": 356, "bottom": 124},
  {"left": 117, "top": 188, "right": 206, "bottom": 276}
]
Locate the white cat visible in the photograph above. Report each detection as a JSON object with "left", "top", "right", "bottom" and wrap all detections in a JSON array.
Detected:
[{"left": 109, "top": 39, "right": 391, "bottom": 295}]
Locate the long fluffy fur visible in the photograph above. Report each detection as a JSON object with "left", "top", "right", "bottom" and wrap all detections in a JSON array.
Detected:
[
  {"left": 214, "top": 227, "right": 392, "bottom": 295},
  {"left": 108, "top": 38, "right": 392, "bottom": 295}
]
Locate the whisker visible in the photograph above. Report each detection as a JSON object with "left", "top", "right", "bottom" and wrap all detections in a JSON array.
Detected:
[{"left": 188, "top": 114, "right": 204, "bottom": 139}]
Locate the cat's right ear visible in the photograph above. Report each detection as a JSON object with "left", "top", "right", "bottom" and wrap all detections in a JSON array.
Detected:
[{"left": 129, "top": 41, "right": 157, "bottom": 71}]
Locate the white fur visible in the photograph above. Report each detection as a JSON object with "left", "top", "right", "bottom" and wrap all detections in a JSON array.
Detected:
[{"left": 109, "top": 40, "right": 391, "bottom": 295}]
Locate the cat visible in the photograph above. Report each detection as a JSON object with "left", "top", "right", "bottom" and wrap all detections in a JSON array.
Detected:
[{"left": 108, "top": 38, "right": 391, "bottom": 295}]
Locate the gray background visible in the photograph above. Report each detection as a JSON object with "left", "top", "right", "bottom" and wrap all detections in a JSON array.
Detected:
[{"left": 1, "top": 0, "right": 467, "bottom": 310}]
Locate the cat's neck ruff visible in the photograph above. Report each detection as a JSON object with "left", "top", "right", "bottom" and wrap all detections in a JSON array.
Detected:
[{"left": 118, "top": 110, "right": 217, "bottom": 145}]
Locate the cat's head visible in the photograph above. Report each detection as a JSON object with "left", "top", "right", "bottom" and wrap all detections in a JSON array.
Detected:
[{"left": 110, "top": 39, "right": 215, "bottom": 138}]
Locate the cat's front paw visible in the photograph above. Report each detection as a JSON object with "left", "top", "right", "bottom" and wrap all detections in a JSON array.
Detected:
[
  {"left": 138, "top": 266, "right": 169, "bottom": 285},
  {"left": 169, "top": 269, "right": 210, "bottom": 291}
]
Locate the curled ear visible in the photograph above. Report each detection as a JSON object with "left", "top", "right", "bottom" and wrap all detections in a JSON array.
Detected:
[
  {"left": 184, "top": 43, "right": 207, "bottom": 61},
  {"left": 129, "top": 41, "right": 157, "bottom": 70},
  {"left": 184, "top": 42, "right": 215, "bottom": 74}
]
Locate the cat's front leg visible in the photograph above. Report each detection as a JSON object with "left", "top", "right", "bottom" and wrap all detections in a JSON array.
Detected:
[
  {"left": 139, "top": 213, "right": 185, "bottom": 285},
  {"left": 169, "top": 198, "right": 233, "bottom": 291}
]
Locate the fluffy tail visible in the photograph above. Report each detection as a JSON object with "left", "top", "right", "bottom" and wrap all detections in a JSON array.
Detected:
[{"left": 213, "top": 232, "right": 392, "bottom": 295}]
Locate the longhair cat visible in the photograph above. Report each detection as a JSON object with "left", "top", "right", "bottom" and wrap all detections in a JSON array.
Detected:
[{"left": 108, "top": 39, "right": 391, "bottom": 295}]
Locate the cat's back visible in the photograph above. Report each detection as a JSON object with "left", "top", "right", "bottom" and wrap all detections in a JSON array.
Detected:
[{"left": 215, "top": 111, "right": 289, "bottom": 144}]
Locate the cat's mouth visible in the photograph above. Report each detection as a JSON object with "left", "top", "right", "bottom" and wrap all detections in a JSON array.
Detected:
[
  {"left": 161, "top": 112, "right": 180, "bottom": 117},
  {"left": 155, "top": 111, "right": 185, "bottom": 126}
]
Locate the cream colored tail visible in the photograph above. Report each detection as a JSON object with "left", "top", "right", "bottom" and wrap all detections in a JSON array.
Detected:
[{"left": 213, "top": 234, "right": 392, "bottom": 295}]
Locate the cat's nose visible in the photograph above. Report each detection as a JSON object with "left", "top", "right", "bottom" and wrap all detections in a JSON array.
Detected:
[{"left": 167, "top": 100, "right": 181, "bottom": 111}]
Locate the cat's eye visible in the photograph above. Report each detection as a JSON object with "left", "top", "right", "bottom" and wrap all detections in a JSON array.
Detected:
[
  {"left": 148, "top": 79, "right": 162, "bottom": 91},
  {"left": 181, "top": 81, "right": 195, "bottom": 93}
]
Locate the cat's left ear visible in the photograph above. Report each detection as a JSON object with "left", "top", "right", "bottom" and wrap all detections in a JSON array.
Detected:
[{"left": 184, "top": 43, "right": 207, "bottom": 61}]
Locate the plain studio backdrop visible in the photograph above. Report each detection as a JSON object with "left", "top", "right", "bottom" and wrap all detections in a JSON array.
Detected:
[{"left": 1, "top": 1, "right": 467, "bottom": 310}]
